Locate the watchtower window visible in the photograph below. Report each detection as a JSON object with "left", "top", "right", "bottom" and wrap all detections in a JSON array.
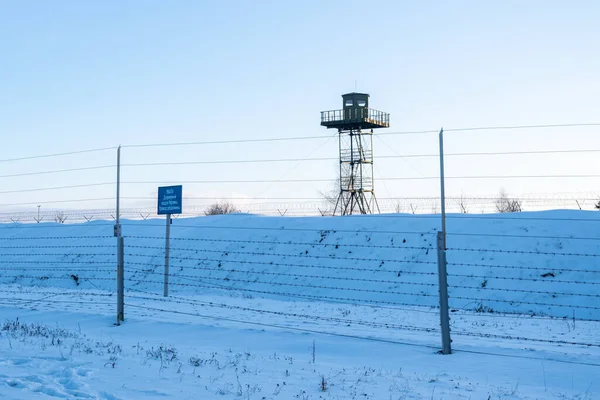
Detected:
[
  {"left": 345, "top": 99, "right": 354, "bottom": 107},
  {"left": 357, "top": 100, "right": 366, "bottom": 107}
]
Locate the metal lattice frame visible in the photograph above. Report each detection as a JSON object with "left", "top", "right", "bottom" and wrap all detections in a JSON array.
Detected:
[{"left": 333, "top": 129, "right": 380, "bottom": 216}]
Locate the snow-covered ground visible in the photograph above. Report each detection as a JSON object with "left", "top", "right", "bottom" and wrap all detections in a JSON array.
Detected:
[{"left": 0, "top": 211, "right": 599, "bottom": 399}]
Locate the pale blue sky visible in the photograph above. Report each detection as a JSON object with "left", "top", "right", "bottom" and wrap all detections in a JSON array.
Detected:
[{"left": 1, "top": 1, "right": 599, "bottom": 215}]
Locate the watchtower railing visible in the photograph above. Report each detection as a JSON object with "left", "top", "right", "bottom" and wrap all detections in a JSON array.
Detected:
[{"left": 320, "top": 108, "right": 390, "bottom": 127}]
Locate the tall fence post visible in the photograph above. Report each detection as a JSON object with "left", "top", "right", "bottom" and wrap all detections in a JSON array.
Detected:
[
  {"left": 116, "top": 145, "right": 121, "bottom": 227},
  {"left": 115, "top": 145, "right": 124, "bottom": 325},
  {"left": 438, "top": 128, "right": 447, "bottom": 249},
  {"left": 114, "top": 146, "right": 122, "bottom": 236},
  {"left": 117, "top": 236, "right": 124, "bottom": 324},
  {"left": 436, "top": 231, "right": 452, "bottom": 354},
  {"left": 164, "top": 213, "right": 171, "bottom": 297}
]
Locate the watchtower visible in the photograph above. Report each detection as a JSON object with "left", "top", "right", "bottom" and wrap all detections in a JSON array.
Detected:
[{"left": 321, "top": 93, "right": 389, "bottom": 215}]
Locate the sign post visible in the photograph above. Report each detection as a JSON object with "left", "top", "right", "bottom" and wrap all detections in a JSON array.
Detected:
[
  {"left": 157, "top": 185, "right": 183, "bottom": 297},
  {"left": 164, "top": 214, "right": 171, "bottom": 297}
]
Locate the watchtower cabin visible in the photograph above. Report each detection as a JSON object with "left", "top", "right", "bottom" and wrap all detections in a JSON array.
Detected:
[
  {"left": 320, "top": 93, "right": 390, "bottom": 130},
  {"left": 320, "top": 93, "right": 390, "bottom": 216}
]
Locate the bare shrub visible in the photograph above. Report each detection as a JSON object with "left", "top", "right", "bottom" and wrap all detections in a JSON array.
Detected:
[
  {"left": 320, "top": 376, "right": 328, "bottom": 392},
  {"left": 204, "top": 201, "right": 239, "bottom": 216},
  {"left": 458, "top": 194, "right": 469, "bottom": 214},
  {"left": 394, "top": 201, "right": 404, "bottom": 213},
  {"left": 430, "top": 200, "right": 439, "bottom": 214},
  {"left": 54, "top": 211, "right": 67, "bottom": 223},
  {"left": 319, "top": 190, "right": 337, "bottom": 212},
  {"left": 318, "top": 179, "right": 339, "bottom": 216},
  {"left": 495, "top": 190, "right": 522, "bottom": 213}
]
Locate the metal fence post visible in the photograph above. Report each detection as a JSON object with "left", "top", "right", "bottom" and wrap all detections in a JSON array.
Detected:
[
  {"left": 116, "top": 145, "right": 121, "bottom": 227},
  {"left": 117, "top": 236, "right": 125, "bottom": 324},
  {"left": 436, "top": 231, "right": 452, "bottom": 354},
  {"left": 438, "top": 128, "right": 447, "bottom": 249},
  {"left": 114, "top": 146, "right": 124, "bottom": 325}
]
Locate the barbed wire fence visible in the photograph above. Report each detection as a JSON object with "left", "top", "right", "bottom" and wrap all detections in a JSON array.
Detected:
[
  {"left": 0, "top": 123, "right": 599, "bottom": 361},
  {"left": 438, "top": 125, "right": 600, "bottom": 354},
  {"left": 0, "top": 146, "right": 120, "bottom": 319}
]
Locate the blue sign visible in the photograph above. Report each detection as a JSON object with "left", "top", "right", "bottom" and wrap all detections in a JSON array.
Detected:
[{"left": 157, "top": 185, "right": 183, "bottom": 215}]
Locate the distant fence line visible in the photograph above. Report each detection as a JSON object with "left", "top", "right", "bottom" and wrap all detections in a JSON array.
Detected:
[{"left": 1, "top": 194, "right": 599, "bottom": 223}]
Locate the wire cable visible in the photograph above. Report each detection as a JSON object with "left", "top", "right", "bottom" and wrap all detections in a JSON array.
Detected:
[
  {"left": 124, "top": 303, "right": 441, "bottom": 351},
  {"left": 444, "top": 122, "right": 600, "bottom": 133},
  {"left": 0, "top": 146, "right": 117, "bottom": 163},
  {"left": 118, "top": 123, "right": 600, "bottom": 149},
  {"left": 0, "top": 165, "right": 115, "bottom": 179},
  {"left": 0, "top": 182, "right": 114, "bottom": 195}
]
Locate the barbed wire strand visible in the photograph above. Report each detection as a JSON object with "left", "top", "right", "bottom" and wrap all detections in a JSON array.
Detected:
[
  {"left": 451, "top": 330, "right": 600, "bottom": 348},
  {"left": 0, "top": 236, "right": 113, "bottom": 241},
  {"left": 448, "top": 232, "right": 600, "bottom": 241},
  {"left": 124, "top": 303, "right": 442, "bottom": 351},
  {"left": 128, "top": 235, "right": 432, "bottom": 251},
  {"left": 126, "top": 280, "right": 433, "bottom": 308},
  {"left": 121, "top": 224, "right": 433, "bottom": 236},
  {"left": 123, "top": 304, "right": 600, "bottom": 367},
  {"left": 448, "top": 261, "right": 600, "bottom": 274},
  {"left": 449, "top": 273, "right": 600, "bottom": 285},
  {"left": 125, "top": 287, "right": 440, "bottom": 315},
  {"left": 126, "top": 265, "right": 436, "bottom": 287},
  {"left": 124, "top": 274, "right": 435, "bottom": 297},
  {"left": 451, "top": 295, "right": 600, "bottom": 311},
  {"left": 127, "top": 245, "right": 437, "bottom": 266},
  {"left": 126, "top": 293, "right": 435, "bottom": 333},
  {"left": 449, "top": 285, "right": 600, "bottom": 298},
  {"left": 452, "top": 348, "right": 600, "bottom": 368},
  {"left": 125, "top": 256, "right": 436, "bottom": 276}
]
